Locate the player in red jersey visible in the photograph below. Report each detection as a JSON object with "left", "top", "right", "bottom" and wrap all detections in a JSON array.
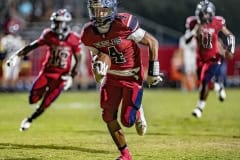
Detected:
[
  {"left": 6, "top": 9, "right": 81, "bottom": 131},
  {"left": 184, "top": 0, "right": 235, "bottom": 118},
  {"left": 81, "top": 0, "right": 162, "bottom": 159}
]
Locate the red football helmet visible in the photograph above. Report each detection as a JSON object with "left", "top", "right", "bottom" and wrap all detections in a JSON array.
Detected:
[{"left": 4, "top": 20, "right": 21, "bottom": 34}]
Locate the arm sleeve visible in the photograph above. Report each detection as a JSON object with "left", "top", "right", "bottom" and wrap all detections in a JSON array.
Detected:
[{"left": 127, "top": 28, "right": 146, "bottom": 43}]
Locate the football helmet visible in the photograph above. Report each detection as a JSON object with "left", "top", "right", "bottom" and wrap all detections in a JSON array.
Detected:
[
  {"left": 195, "top": 0, "right": 215, "bottom": 24},
  {"left": 5, "top": 20, "right": 20, "bottom": 34},
  {"left": 87, "top": 0, "right": 117, "bottom": 27},
  {"left": 50, "top": 9, "right": 72, "bottom": 40}
]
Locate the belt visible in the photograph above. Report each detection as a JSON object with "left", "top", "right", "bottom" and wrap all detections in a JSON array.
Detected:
[{"left": 107, "top": 67, "right": 140, "bottom": 80}]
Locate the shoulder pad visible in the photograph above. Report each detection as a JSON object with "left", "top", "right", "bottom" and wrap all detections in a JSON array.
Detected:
[
  {"left": 185, "top": 16, "right": 198, "bottom": 30},
  {"left": 214, "top": 16, "right": 226, "bottom": 25},
  {"left": 117, "top": 13, "right": 139, "bottom": 32}
]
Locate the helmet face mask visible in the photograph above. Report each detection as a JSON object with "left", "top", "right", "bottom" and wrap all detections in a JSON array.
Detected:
[
  {"left": 195, "top": 1, "right": 215, "bottom": 24},
  {"left": 51, "top": 20, "right": 68, "bottom": 35},
  {"left": 50, "top": 9, "right": 72, "bottom": 40},
  {"left": 88, "top": 0, "right": 117, "bottom": 27}
]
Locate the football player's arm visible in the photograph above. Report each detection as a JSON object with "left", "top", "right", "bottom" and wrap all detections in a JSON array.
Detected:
[
  {"left": 221, "top": 26, "right": 235, "bottom": 57},
  {"left": 139, "top": 31, "right": 158, "bottom": 61},
  {"left": 6, "top": 40, "right": 39, "bottom": 67},
  {"left": 128, "top": 28, "right": 162, "bottom": 86},
  {"left": 71, "top": 52, "right": 81, "bottom": 78},
  {"left": 61, "top": 50, "right": 81, "bottom": 91},
  {"left": 86, "top": 46, "right": 108, "bottom": 84},
  {"left": 184, "top": 24, "right": 199, "bottom": 44}
]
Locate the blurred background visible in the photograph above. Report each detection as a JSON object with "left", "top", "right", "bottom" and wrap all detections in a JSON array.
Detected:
[{"left": 0, "top": 0, "right": 239, "bottom": 92}]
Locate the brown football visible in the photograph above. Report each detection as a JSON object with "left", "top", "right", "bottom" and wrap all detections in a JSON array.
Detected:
[
  {"left": 93, "top": 53, "right": 111, "bottom": 83},
  {"left": 96, "top": 53, "right": 111, "bottom": 68}
]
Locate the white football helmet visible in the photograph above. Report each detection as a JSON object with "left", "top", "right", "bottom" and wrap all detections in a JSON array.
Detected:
[{"left": 50, "top": 9, "right": 72, "bottom": 40}]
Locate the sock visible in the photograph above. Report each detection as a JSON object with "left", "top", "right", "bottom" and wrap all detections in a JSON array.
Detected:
[
  {"left": 214, "top": 82, "right": 221, "bottom": 92},
  {"left": 197, "top": 100, "right": 206, "bottom": 111},
  {"left": 119, "top": 145, "right": 127, "bottom": 151}
]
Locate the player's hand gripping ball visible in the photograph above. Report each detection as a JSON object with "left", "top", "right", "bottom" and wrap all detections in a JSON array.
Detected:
[{"left": 93, "top": 53, "right": 111, "bottom": 84}]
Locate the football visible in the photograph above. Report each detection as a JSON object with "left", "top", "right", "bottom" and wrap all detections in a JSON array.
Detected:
[
  {"left": 95, "top": 52, "right": 111, "bottom": 68},
  {"left": 93, "top": 53, "right": 111, "bottom": 83}
]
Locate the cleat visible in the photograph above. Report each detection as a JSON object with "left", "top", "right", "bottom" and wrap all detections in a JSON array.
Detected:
[
  {"left": 192, "top": 108, "right": 202, "bottom": 118},
  {"left": 19, "top": 118, "right": 31, "bottom": 132},
  {"left": 135, "top": 105, "right": 147, "bottom": 136},
  {"left": 116, "top": 148, "right": 132, "bottom": 160},
  {"left": 116, "top": 155, "right": 132, "bottom": 160}
]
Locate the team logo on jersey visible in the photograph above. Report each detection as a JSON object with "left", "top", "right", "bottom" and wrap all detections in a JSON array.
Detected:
[{"left": 93, "top": 37, "right": 121, "bottom": 48}]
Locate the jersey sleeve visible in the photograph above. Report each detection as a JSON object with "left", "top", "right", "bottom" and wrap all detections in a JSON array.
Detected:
[
  {"left": 120, "top": 13, "right": 140, "bottom": 34},
  {"left": 127, "top": 28, "right": 146, "bottom": 42},
  {"left": 214, "top": 16, "right": 226, "bottom": 30},
  {"left": 36, "top": 28, "right": 50, "bottom": 46},
  {"left": 71, "top": 32, "right": 81, "bottom": 55},
  {"left": 80, "top": 23, "right": 92, "bottom": 47},
  {"left": 185, "top": 16, "right": 198, "bottom": 30}
]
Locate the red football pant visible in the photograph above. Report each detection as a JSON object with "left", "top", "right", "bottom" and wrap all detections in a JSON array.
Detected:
[
  {"left": 29, "top": 73, "right": 64, "bottom": 109},
  {"left": 100, "top": 81, "right": 143, "bottom": 127}
]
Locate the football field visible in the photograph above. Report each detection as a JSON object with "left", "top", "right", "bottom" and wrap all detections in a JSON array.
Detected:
[{"left": 0, "top": 89, "right": 240, "bottom": 160}]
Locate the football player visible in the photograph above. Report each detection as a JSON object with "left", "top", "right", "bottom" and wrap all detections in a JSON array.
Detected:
[
  {"left": 6, "top": 9, "right": 81, "bottom": 131},
  {"left": 0, "top": 21, "right": 26, "bottom": 91},
  {"left": 184, "top": 0, "right": 235, "bottom": 118},
  {"left": 81, "top": 0, "right": 163, "bottom": 159}
]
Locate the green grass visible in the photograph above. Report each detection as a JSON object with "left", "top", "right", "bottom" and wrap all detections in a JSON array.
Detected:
[{"left": 0, "top": 89, "right": 240, "bottom": 160}]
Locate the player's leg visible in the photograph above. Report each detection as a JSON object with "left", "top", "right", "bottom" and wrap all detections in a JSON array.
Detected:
[
  {"left": 20, "top": 76, "right": 64, "bottom": 131},
  {"left": 20, "top": 76, "right": 45, "bottom": 131},
  {"left": 2, "top": 62, "right": 11, "bottom": 91},
  {"left": 28, "top": 78, "right": 64, "bottom": 122},
  {"left": 214, "top": 60, "right": 227, "bottom": 101},
  {"left": 100, "top": 85, "right": 132, "bottom": 160},
  {"left": 9, "top": 59, "right": 21, "bottom": 91},
  {"left": 192, "top": 62, "right": 220, "bottom": 118},
  {"left": 120, "top": 83, "right": 146, "bottom": 136},
  {"left": 20, "top": 74, "right": 48, "bottom": 131}
]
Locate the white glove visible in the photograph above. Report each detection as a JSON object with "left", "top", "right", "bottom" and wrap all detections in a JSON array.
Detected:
[
  {"left": 93, "top": 61, "right": 109, "bottom": 76},
  {"left": 61, "top": 75, "right": 73, "bottom": 90},
  {"left": 147, "top": 73, "right": 164, "bottom": 87},
  {"left": 93, "top": 61, "right": 109, "bottom": 84},
  {"left": 6, "top": 54, "right": 19, "bottom": 67}
]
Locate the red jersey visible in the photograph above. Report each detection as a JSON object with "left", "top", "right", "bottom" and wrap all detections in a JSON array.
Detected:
[
  {"left": 81, "top": 13, "right": 144, "bottom": 83},
  {"left": 37, "top": 28, "right": 81, "bottom": 77},
  {"left": 186, "top": 16, "right": 225, "bottom": 62}
]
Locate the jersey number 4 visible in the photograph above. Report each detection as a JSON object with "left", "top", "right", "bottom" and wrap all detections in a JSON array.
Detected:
[{"left": 108, "top": 46, "right": 126, "bottom": 63}]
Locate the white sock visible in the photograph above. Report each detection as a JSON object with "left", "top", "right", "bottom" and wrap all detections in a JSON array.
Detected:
[
  {"left": 197, "top": 100, "right": 206, "bottom": 110},
  {"left": 214, "top": 82, "right": 221, "bottom": 93}
]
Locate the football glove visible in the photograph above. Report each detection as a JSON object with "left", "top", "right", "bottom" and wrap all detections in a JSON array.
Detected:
[
  {"left": 226, "top": 34, "right": 235, "bottom": 54},
  {"left": 93, "top": 61, "right": 108, "bottom": 76},
  {"left": 93, "top": 61, "right": 109, "bottom": 84},
  {"left": 6, "top": 54, "right": 19, "bottom": 67},
  {"left": 147, "top": 73, "right": 164, "bottom": 87},
  {"left": 147, "top": 61, "right": 163, "bottom": 87},
  {"left": 61, "top": 75, "right": 73, "bottom": 90}
]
